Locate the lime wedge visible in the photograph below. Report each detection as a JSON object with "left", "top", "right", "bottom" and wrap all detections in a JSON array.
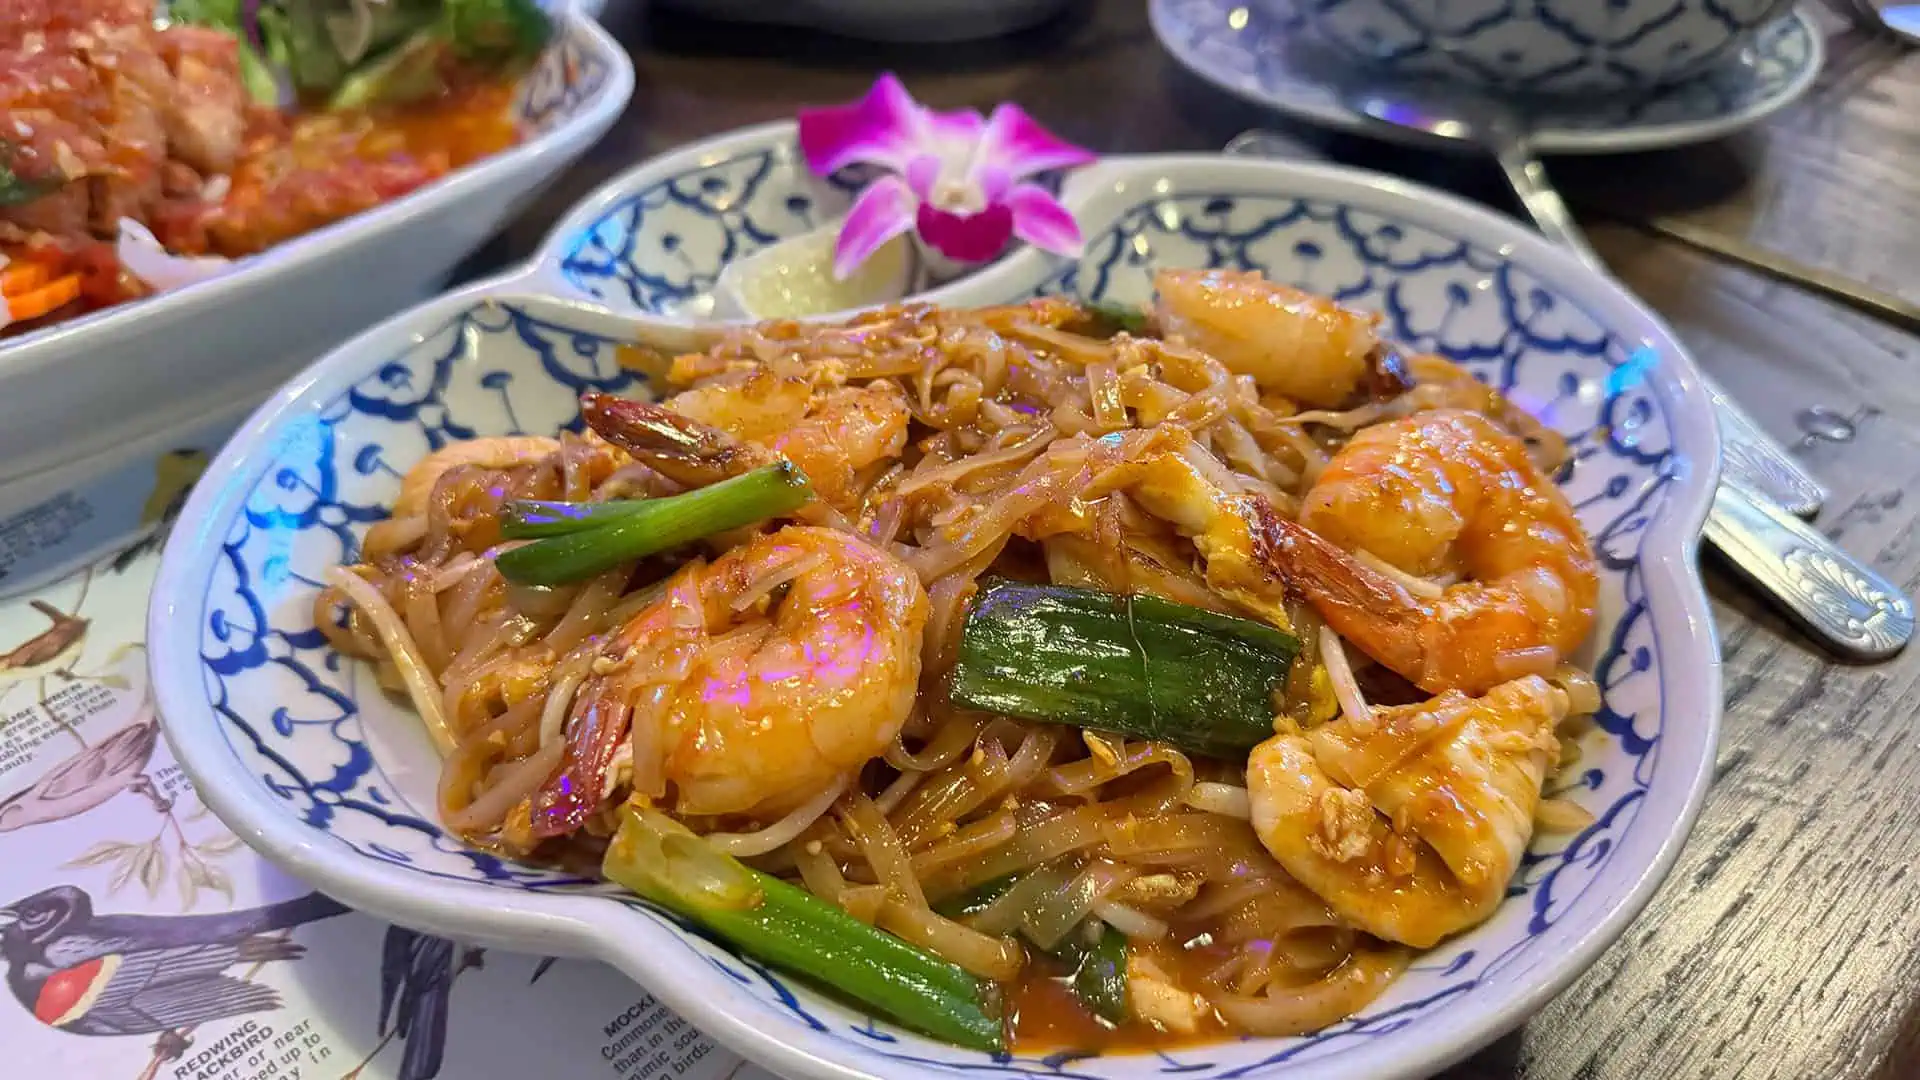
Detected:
[{"left": 714, "top": 223, "right": 916, "bottom": 320}]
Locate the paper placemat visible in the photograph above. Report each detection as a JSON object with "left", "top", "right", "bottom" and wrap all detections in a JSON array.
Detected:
[{"left": 0, "top": 543, "right": 777, "bottom": 1080}]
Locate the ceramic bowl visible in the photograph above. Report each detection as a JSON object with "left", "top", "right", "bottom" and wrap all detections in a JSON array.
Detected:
[
  {"left": 539, "top": 121, "right": 850, "bottom": 318},
  {"left": 534, "top": 119, "right": 1042, "bottom": 328},
  {"left": 648, "top": 0, "right": 1073, "bottom": 42},
  {"left": 1267, "top": 0, "right": 1795, "bottom": 95},
  {"left": 0, "top": 10, "right": 633, "bottom": 594},
  {"left": 150, "top": 153, "right": 1722, "bottom": 1080}
]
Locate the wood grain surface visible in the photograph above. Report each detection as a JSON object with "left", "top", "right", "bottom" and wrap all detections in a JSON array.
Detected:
[{"left": 470, "top": 3, "right": 1920, "bottom": 1076}]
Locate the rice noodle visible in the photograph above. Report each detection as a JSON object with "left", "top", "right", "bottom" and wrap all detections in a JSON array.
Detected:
[
  {"left": 898, "top": 423, "right": 1054, "bottom": 496},
  {"left": 1209, "top": 947, "right": 1409, "bottom": 1036},
  {"left": 1319, "top": 626, "right": 1373, "bottom": 730},
  {"left": 326, "top": 567, "right": 455, "bottom": 755},
  {"left": 927, "top": 804, "right": 1113, "bottom": 898},
  {"left": 707, "top": 774, "right": 853, "bottom": 857},
  {"left": 1092, "top": 899, "right": 1170, "bottom": 940},
  {"left": 873, "top": 768, "right": 925, "bottom": 815},
  {"left": 1535, "top": 796, "right": 1596, "bottom": 833},
  {"left": 1352, "top": 549, "right": 1446, "bottom": 600},
  {"left": 1185, "top": 782, "right": 1252, "bottom": 820},
  {"left": 879, "top": 901, "right": 1023, "bottom": 981},
  {"left": 909, "top": 811, "right": 1017, "bottom": 877},
  {"left": 731, "top": 550, "right": 825, "bottom": 612},
  {"left": 429, "top": 553, "right": 483, "bottom": 592},
  {"left": 401, "top": 574, "right": 451, "bottom": 675},
  {"left": 443, "top": 738, "right": 563, "bottom": 832},
  {"left": 840, "top": 792, "right": 927, "bottom": 909},
  {"left": 1023, "top": 860, "right": 1134, "bottom": 949},
  {"left": 543, "top": 568, "right": 630, "bottom": 655},
  {"left": 536, "top": 651, "right": 594, "bottom": 748},
  {"left": 886, "top": 712, "right": 982, "bottom": 772},
  {"left": 1552, "top": 663, "right": 1603, "bottom": 715}
]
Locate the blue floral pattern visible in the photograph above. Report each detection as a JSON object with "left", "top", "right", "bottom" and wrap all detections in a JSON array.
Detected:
[
  {"left": 1153, "top": 0, "right": 1819, "bottom": 149},
  {"left": 1270, "top": 0, "right": 1786, "bottom": 94},
  {"left": 514, "top": 18, "right": 614, "bottom": 133},
  {"left": 190, "top": 192, "right": 1687, "bottom": 1076},
  {"left": 556, "top": 144, "right": 863, "bottom": 313}
]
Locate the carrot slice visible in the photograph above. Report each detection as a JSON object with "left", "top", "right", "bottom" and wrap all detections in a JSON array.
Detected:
[
  {"left": 0, "top": 261, "right": 52, "bottom": 296},
  {"left": 3, "top": 274, "right": 82, "bottom": 323}
]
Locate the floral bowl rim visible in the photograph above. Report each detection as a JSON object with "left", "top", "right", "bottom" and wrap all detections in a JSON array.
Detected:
[{"left": 150, "top": 152, "right": 1723, "bottom": 1080}]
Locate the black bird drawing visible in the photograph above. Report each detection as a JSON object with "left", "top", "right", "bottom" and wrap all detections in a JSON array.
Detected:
[
  {"left": 372, "top": 927, "right": 485, "bottom": 1080},
  {"left": 0, "top": 884, "right": 347, "bottom": 1037}
]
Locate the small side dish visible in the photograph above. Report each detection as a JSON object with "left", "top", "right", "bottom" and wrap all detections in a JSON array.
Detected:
[
  {"left": 0, "top": 0, "right": 551, "bottom": 336},
  {"left": 319, "top": 271, "right": 1605, "bottom": 1053},
  {"left": 695, "top": 76, "right": 1096, "bottom": 323}
]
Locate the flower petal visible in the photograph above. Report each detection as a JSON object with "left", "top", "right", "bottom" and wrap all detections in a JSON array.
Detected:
[
  {"left": 798, "top": 73, "right": 926, "bottom": 175},
  {"left": 903, "top": 153, "right": 942, "bottom": 202},
  {"left": 922, "top": 105, "right": 987, "bottom": 148},
  {"left": 834, "top": 175, "right": 918, "bottom": 280},
  {"left": 970, "top": 104, "right": 1096, "bottom": 184},
  {"left": 916, "top": 203, "right": 1014, "bottom": 266},
  {"left": 1004, "top": 183, "right": 1083, "bottom": 258}
]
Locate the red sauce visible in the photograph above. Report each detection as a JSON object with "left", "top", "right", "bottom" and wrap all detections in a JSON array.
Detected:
[
  {"left": 156, "top": 79, "right": 521, "bottom": 258},
  {"left": 1007, "top": 950, "right": 1230, "bottom": 1054}
]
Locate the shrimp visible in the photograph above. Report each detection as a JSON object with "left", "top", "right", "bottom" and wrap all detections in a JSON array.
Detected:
[
  {"left": 1061, "top": 426, "right": 1296, "bottom": 628},
  {"left": 580, "top": 376, "right": 909, "bottom": 516},
  {"left": 1246, "top": 675, "right": 1569, "bottom": 949},
  {"left": 526, "top": 525, "right": 927, "bottom": 837},
  {"left": 1154, "top": 268, "right": 1380, "bottom": 408},
  {"left": 1274, "top": 409, "right": 1598, "bottom": 695},
  {"left": 1399, "top": 353, "right": 1570, "bottom": 475}
]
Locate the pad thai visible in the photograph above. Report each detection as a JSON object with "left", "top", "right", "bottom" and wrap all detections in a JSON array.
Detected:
[
  {"left": 0, "top": 0, "right": 551, "bottom": 336},
  {"left": 321, "top": 269, "right": 1603, "bottom": 1053}
]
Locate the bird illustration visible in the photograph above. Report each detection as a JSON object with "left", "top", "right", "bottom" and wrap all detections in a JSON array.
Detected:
[
  {"left": 112, "top": 448, "right": 212, "bottom": 573},
  {"left": 141, "top": 449, "right": 210, "bottom": 529},
  {"left": 0, "top": 710, "right": 165, "bottom": 832},
  {"left": 0, "top": 885, "right": 348, "bottom": 1037},
  {"left": 0, "top": 600, "right": 89, "bottom": 684},
  {"left": 370, "top": 927, "right": 485, "bottom": 1080}
]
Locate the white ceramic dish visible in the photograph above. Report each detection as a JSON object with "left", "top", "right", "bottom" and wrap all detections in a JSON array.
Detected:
[
  {"left": 533, "top": 119, "right": 1015, "bottom": 331},
  {"left": 0, "top": 372, "right": 273, "bottom": 601},
  {"left": 0, "top": 11, "right": 635, "bottom": 491},
  {"left": 1152, "top": 0, "right": 1823, "bottom": 155},
  {"left": 648, "top": 0, "right": 1073, "bottom": 42},
  {"left": 150, "top": 153, "right": 1722, "bottom": 1080},
  {"left": 1261, "top": 0, "right": 1792, "bottom": 95}
]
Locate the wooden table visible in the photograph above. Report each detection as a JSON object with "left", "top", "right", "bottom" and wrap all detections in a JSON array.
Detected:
[{"left": 471, "top": 4, "right": 1920, "bottom": 1076}]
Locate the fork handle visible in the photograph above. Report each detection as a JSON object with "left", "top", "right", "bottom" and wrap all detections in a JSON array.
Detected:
[
  {"left": 1492, "top": 139, "right": 1827, "bottom": 517},
  {"left": 1704, "top": 482, "right": 1913, "bottom": 659}
]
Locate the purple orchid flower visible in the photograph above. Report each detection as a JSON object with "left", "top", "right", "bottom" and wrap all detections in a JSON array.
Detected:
[{"left": 797, "top": 74, "right": 1097, "bottom": 280}]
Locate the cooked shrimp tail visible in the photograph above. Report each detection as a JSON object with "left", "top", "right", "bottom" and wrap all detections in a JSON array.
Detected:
[
  {"left": 583, "top": 378, "right": 908, "bottom": 518},
  {"left": 530, "top": 686, "right": 632, "bottom": 838},
  {"left": 581, "top": 392, "right": 758, "bottom": 487}
]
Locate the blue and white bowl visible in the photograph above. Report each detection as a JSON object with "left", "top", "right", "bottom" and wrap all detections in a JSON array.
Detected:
[
  {"left": 150, "top": 154, "right": 1722, "bottom": 1080},
  {"left": 534, "top": 120, "right": 1057, "bottom": 327},
  {"left": 539, "top": 121, "right": 854, "bottom": 318},
  {"left": 1269, "top": 0, "right": 1795, "bottom": 96}
]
